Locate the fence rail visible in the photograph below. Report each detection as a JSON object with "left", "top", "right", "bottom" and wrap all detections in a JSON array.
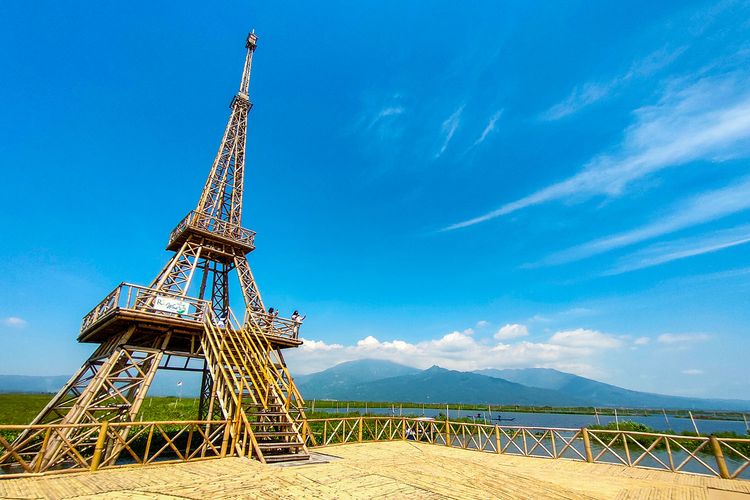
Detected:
[
  {"left": 0, "top": 420, "right": 230, "bottom": 479},
  {"left": 303, "top": 417, "right": 750, "bottom": 480},
  {"left": 2, "top": 417, "right": 748, "bottom": 480}
]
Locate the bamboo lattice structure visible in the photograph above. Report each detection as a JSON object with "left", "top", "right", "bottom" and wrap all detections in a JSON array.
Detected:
[
  {"left": 0, "top": 30, "right": 311, "bottom": 474},
  {"left": 1, "top": 417, "right": 748, "bottom": 480}
]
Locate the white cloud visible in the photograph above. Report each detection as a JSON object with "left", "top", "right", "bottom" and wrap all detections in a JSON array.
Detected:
[
  {"left": 470, "top": 110, "right": 503, "bottom": 148},
  {"left": 356, "top": 336, "right": 381, "bottom": 349},
  {"left": 299, "top": 338, "right": 343, "bottom": 351},
  {"left": 475, "top": 320, "right": 490, "bottom": 328},
  {"left": 633, "top": 336, "right": 651, "bottom": 346},
  {"left": 682, "top": 368, "right": 704, "bottom": 375},
  {"left": 494, "top": 323, "right": 529, "bottom": 340},
  {"left": 606, "top": 224, "right": 750, "bottom": 275},
  {"left": 436, "top": 105, "right": 464, "bottom": 157},
  {"left": 657, "top": 333, "right": 711, "bottom": 344},
  {"left": 538, "top": 176, "right": 750, "bottom": 266},
  {"left": 368, "top": 106, "right": 404, "bottom": 128},
  {"left": 444, "top": 70, "right": 750, "bottom": 231},
  {"left": 286, "top": 325, "right": 627, "bottom": 375},
  {"left": 541, "top": 47, "right": 685, "bottom": 121},
  {"left": 2, "top": 317, "right": 27, "bottom": 328},
  {"left": 542, "top": 81, "right": 616, "bottom": 121},
  {"left": 548, "top": 328, "right": 622, "bottom": 349}
]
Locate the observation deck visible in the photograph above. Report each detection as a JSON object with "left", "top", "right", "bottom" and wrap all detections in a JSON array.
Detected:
[
  {"left": 167, "top": 210, "right": 256, "bottom": 259},
  {"left": 78, "top": 282, "right": 302, "bottom": 349}
]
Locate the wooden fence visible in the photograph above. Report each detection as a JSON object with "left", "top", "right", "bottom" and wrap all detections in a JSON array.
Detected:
[
  {"left": 2, "top": 417, "right": 748, "bottom": 480},
  {"left": 304, "top": 416, "right": 750, "bottom": 480}
]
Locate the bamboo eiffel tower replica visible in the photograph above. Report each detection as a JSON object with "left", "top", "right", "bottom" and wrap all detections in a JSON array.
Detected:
[{"left": 6, "top": 31, "right": 310, "bottom": 469}]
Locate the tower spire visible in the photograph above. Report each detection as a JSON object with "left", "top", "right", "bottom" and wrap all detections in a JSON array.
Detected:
[{"left": 195, "top": 30, "right": 258, "bottom": 230}]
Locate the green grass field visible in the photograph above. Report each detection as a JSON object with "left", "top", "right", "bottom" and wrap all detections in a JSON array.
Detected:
[
  {"left": 0, "top": 394, "right": 206, "bottom": 424},
  {"left": 0, "top": 393, "right": 364, "bottom": 426},
  {"left": 1, "top": 393, "right": 746, "bottom": 425}
]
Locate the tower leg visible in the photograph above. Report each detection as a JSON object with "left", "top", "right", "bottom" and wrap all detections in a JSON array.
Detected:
[
  {"left": 198, "top": 361, "right": 217, "bottom": 421},
  {"left": 5, "top": 328, "right": 169, "bottom": 473}
]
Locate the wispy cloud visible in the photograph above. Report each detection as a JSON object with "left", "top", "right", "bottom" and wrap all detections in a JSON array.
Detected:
[
  {"left": 606, "top": 224, "right": 750, "bottom": 275},
  {"left": 657, "top": 333, "right": 711, "bottom": 344},
  {"left": 436, "top": 105, "right": 465, "bottom": 158},
  {"left": 682, "top": 368, "right": 704, "bottom": 375},
  {"left": 2, "top": 317, "right": 27, "bottom": 328},
  {"left": 541, "top": 47, "right": 685, "bottom": 121},
  {"left": 548, "top": 328, "right": 623, "bottom": 349},
  {"left": 470, "top": 110, "right": 503, "bottom": 148},
  {"left": 368, "top": 106, "right": 404, "bottom": 129},
  {"left": 542, "top": 81, "right": 617, "bottom": 121},
  {"left": 536, "top": 176, "right": 750, "bottom": 266},
  {"left": 444, "top": 70, "right": 750, "bottom": 231}
]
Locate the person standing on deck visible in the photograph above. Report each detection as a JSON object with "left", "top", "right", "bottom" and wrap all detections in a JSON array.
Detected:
[{"left": 291, "top": 310, "right": 306, "bottom": 337}]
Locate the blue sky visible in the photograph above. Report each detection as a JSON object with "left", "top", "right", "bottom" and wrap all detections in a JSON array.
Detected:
[{"left": 1, "top": 1, "right": 749, "bottom": 400}]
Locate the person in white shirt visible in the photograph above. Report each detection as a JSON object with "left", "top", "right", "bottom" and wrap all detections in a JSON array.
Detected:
[{"left": 291, "top": 310, "right": 306, "bottom": 337}]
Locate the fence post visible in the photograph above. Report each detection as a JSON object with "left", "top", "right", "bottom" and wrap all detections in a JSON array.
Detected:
[
  {"left": 35, "top": 428, "right": 52, "bottom": 473},
  {"left": 401, "top": 418, "right": 406, "bottom": 440},
  {"left": 709, "top": 435, "right": 731, "bottom": 479},
  {"left": 220, "top": 420, "right": 232, "bottom": 457},
  {"left": 582, "top": 428, "right": 594, "bottom": 463},
  {"left": 550, "top": 430, "right": 556, "bottom": 459},
  {"left": 358, "top": 417, "right": 363, "bottom": 443},
  {"left": 90, "top": 421, "right": 109, "bottom": 471},
  {"left": 446, "top": 419, "right": 451, "bottom": 447},
  {"left": 495, "top": 425, "right": 501, "bottom": 454}
]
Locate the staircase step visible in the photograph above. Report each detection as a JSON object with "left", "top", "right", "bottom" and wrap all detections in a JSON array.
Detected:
[
  {"left": 253, "top": 431, "right": 298, "bottom": 438},
  {"left": 251, "top": 421, "right": 295, "bottom": 427},
  {"left": 257, "top": 441, "right": 303, "bottom": 449},
  {"left": 263, "top": 453, "right": 310, "bottom": 463}
]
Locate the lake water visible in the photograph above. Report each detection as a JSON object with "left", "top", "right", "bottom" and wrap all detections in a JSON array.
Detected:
[{"left": 313, "top": 406, "right": 750, "bottom": 435}]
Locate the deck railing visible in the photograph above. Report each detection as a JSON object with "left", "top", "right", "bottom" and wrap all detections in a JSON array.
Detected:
[
  {"left": 252, "top": 313, "right": 299, "bottom": 340},
  {"left": 2, "top": 417, "right": 748, "bottom": 480},
  {"left": 168, "top": 210, "right": 255, "bottom": 249},
  {"left": 0, "top": 420, "right": 230, "bottom": 479},
  {"left": 304, "top": 417, "right": 750, "bottom": 480},
  {"left": 80, "top": 283, "right": 210, "bottom": 333}
]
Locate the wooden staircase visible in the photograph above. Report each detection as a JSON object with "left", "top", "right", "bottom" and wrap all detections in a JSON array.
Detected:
[{"left": 202, "top": 310, "right": 309, "bottom": 463}]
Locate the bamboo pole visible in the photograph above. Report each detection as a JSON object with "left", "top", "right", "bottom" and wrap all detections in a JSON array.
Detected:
[
  {"left": 710, "top": 435, "right": 731, "bottom": 479},
  {"left": 582, "top": 428, "right": 594, "bottom": 463},
  {"left": 614, "top": 408, "right": 619, "bottom": 430},
  {"left": 689, "top": 411, "right": 700, "bottom": 435},
  {"left": 90, "top": 421, "right": 109, "bottom": 471}
]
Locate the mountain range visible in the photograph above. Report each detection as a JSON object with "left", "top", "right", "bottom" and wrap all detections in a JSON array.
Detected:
[
  {"left": 294, "top": 359, "right": 750, "bottom": 411},
  {"left": 3, "top": 359, "right": 749, "bottom": 411}
]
